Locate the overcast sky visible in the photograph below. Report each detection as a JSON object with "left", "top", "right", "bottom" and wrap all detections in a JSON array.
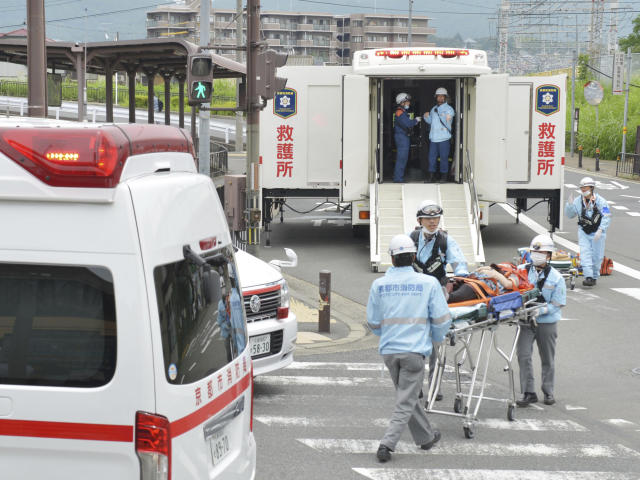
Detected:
[{"left": 1, "top": 0, "right": 638, "bottom": 43}]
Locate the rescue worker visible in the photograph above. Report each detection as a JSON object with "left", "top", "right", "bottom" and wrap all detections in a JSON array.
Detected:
[
  {"left": 424, "top": 87, "right": 454, "bottom": 183},
  {"left": 367, "top": 234, "right": 451, "bottom": 463},
  {"left": 393, "top": 93, "right": 422, "bottom": 183},
  {"left": 409, "top": 199, "right": 468, "bottom": 402},
  {"left": 516, "top": 234, "right": 566, "bottom": 407},
  {"left": 217, "top": 279, "right": 247, "bottom": 360},
  {"left": 564, "top": 176, "right": 612, "bottom": 287}
]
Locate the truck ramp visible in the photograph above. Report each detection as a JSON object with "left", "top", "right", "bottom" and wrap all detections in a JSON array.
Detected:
[{"left": 370, "top": 182, "right": 484, "bottom": 272}]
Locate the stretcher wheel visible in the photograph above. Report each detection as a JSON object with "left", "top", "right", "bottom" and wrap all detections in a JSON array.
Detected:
[
  {"left": 507, "top": 404, "right": 515, "bottom": 421},
  {"left": 463, "top": 426, "right": 474, "bottom": 439},
  {"left": 454, "top": 397, "right": 462, "bottom": 414}
]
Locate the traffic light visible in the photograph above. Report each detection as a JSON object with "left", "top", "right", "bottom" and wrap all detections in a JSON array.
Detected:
[
  {"left": 256, "top": 49, "right": 288, "bottom": 101},
  {"left": 336, "top": 48, "right": 350, "bottom": 58},
  {"left": 187, "top": 54, "right": 213, "bottom": 105}
]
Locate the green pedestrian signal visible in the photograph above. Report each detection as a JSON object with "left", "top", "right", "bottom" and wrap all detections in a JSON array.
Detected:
[{"left": 189, "top": 80, "right": 212, "bottom": 103}]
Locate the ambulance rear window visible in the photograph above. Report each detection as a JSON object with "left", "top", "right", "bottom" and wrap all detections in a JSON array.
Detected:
[{"left": 0, "top": 264, "right": 116, "bottom": 388}]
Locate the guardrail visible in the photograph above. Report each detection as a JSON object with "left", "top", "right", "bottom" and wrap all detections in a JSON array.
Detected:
[
  {"left": 616, "top": 152, "right": 640, "bottom": 177},
  {"left": 463, "top": 149, "right": 482, "bottom": 257},
  {"left": 210, "top": 142, "right": 228, "bottom": 177}
]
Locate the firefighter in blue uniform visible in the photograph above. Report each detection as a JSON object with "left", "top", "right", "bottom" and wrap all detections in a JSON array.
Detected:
[
  {"left": 367, "top": 234, "right": 451, "bottom": 463},
  {"left": 424, "top": 87, "right": 454, "bottom": 183},
  {"left": 516, "top": 234, "right": 566, "bottom": 407},
  {"left": 564, "top": 176, "right": 612, "bottom": 287},
  {"left": 393, "top": 93, "right": 422, "bottom": 183}
]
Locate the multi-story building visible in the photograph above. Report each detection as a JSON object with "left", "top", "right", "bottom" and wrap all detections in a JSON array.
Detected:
[{"left": 146, "top": 1, "right": 435, "bottom": 65}]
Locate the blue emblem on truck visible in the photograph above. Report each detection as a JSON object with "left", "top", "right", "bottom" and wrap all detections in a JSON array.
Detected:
[
  {"left": 274, "top": 88, "right": 297, "bottom": 119},
  {"left": 535, "top": 84, "right": 560, "bottom": 116}
]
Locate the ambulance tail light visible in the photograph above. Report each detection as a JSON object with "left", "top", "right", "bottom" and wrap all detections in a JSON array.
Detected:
[
  {"left": 0, "top": 124, "right": 193, "bottom": 188},
  {"left": 136, "top": 411, "right": 171, "bottom": 480}
]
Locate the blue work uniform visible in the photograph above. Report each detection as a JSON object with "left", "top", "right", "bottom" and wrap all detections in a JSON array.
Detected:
[
  {"left": 217, "top": 288, "right": 247, "bottom": 356},
  {"left": 414, "top": 230, "right": 469, "bottom": 278},
  {"left": 564, "top": 194, "right": 611, "bottom": 279},
  {"left": 425, "top": 103, "right": 454, "bottom": 175},
  {"left": 516, "top": 264, "right": 566, "bottom": 396},
  {"left": 393, "top": 108, "right": 420, "bottom": 183}
]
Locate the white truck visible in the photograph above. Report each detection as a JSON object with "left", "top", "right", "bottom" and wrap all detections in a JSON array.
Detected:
[{"left": 260, "top": 48, "right": 566, "bottom": 271}]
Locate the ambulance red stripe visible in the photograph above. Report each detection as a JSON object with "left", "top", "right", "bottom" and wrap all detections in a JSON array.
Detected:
[
  {"left": 170, "top": 371, "right": 252, "bottom": 439},
  {"left": 0, "top": 418, "right": 133, "bottom": 442},
  {"left": 242, "top": 284, "right": 280, "bottom": 296}
]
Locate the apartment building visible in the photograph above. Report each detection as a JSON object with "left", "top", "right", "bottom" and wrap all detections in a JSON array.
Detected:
[{"left": 146, "top": 2, "right": 435, "bottom": 65}]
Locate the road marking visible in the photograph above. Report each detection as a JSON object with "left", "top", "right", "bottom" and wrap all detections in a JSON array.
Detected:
[
  {"left": 611, "top": 288, "right": 640, "bottom": 301},
  {"left": 286, "top": 361, "right": 457, "bottom": 374},
  {"left": 258, "top": 416, "right": 588, "bottom": 432},
  {"left": 605, "top": 419, "right": 638, "bottom": 427},
  {"left": 565, "top": 405, "right": 588, "bottom": 411},
  {"left": 620, "top": 194, "right": 640, "bottom": 200},
  {"left": 353, "top": 468, "right": 640, "bottom": 480},
  {"left": 565, "top": 183, "right": 577, "bottom": 189},
  {"left": 626, "top": 212, "right": 640, "bottom": 217},
  {"left": 311, "top": 219, "right": 323, "bottom": 227},
  {"left": 298, "top": 438, "right": 640, "bottom": 458},
  {"left": 612, "top": 205, "right": 629, "bottom": 210},
  {"left": 296, "top": 332, "right": 332, "bottom": 344},
  {"left": 611, "top": 181, "right": 630, "bottom": 190},
  {"left": 498, "top": 203, "right": 640, "bottom": 281},
  {"left": 256, "top": 375, "right": 478, "bottom": 387}
]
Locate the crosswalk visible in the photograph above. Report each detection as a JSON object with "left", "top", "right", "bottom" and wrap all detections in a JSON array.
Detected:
[{"left": 254, "top": 361, "right": 640, "bottom": 479}]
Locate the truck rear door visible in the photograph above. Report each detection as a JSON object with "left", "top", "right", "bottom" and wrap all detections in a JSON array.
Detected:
[
  {"left": 473, "top": 74, "right": 508, "bottom": 203},
  {"left": 507, "top": 82, "right": 533, "bottom": 183},
  {"left": 342, "top": 74, "right": 370, "bottom": 202}
]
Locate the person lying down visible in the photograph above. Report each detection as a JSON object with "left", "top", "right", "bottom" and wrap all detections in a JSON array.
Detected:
[{"left": 445, "top": 264, "right": 530, "bottom": 304}]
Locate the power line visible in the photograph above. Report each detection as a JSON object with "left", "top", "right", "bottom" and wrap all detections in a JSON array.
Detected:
[{"left": 296, "top": 0, "right": 492, "bottom": 15}]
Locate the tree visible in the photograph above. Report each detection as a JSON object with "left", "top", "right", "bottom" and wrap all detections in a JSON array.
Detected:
[
  {"left": 577, "top": 54, "right": 593, "bottom": 81},
  {"left": 619, "top": 15, "right": 640, "bottom": 53}
]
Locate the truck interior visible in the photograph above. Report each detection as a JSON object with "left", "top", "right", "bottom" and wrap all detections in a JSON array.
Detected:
[{"left": 378, "top": 78, "right": 460, "bottom": 184}]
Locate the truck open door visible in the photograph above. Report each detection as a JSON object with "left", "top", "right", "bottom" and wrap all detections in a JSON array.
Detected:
[
  {"left": 341, "top": 74, "right": 370, "bottom": 202},
  {"left": 473, "top": 74, "right": 508, "bottom": 203}
]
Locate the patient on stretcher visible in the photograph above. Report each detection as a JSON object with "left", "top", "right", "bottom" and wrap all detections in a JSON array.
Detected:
[{"left": 446, "top": 264, "right": 533, "bottom": 305}]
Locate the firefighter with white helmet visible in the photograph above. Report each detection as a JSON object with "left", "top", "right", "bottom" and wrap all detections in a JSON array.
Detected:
[
  {"left": 515, "top": 234, "right": 566, "bottom": 407},
  {"left": 424, "top": 87, "right": 455, "bottom": 183},
  {"left": 367, "top": 233, "right": 450, "bottom": 463},
  {"left": 564, "top": 176, "right": 612, "bottom": 287},
  {"left": 392, "top": 93, "right": 423, "bottom": 183}
]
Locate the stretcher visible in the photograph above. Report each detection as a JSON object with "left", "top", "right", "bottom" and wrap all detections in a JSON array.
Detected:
[
  {"left": 425, "top": 288, "right": 545, "bottom": 439},
  {"left": 517, "top": 248, "right": 579, "bottom": 290}
]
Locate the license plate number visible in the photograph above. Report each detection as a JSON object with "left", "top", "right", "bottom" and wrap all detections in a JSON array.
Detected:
[
  {"left": 209, "top": 431, "right": 230, "bottom": 466},
  {"left": 250, "top": 334, "right": 271, "bottom": 357}
]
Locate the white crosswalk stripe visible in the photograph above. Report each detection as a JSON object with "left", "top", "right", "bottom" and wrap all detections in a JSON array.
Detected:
[
  {"left": 353, "top": 469, "right": 640, "bottom": 480},
  {"left": 626, "top": 212, "right": 640, "bottom": 217},
  {"left": 611, "top": 288, "right": 640, "bottom": 301}
]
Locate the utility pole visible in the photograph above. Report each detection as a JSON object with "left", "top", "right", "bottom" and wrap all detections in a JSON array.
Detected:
[
  {"left": 408, "top": 0, "right": 413, "bottom": 47},
  {"left": 498, "top": 0, "right": 509, "bottom": 73},
  {"left": 621, "top": 47, "right": 632, "bottom": 164},
  {"left": 570, "top": 50, "right": 576, "bottom": 157},
  {"left": 235, "top": 0, "right": 243, "bottom": 152},
  {"left": 199, "top": 0, "right": 211, "bottom": 176},
  {"left": 246, "top": 0, "right": 261, "bottom": 247},
  {"left": 27, "top": 0, "right": 47, "bottom": 117}
]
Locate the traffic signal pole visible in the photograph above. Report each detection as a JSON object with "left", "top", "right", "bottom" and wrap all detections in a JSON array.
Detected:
[
  {"left": 198, "top": 0, "right": 211, "bottom": 176},
  {"left": 246, "top": 0, "right": 261, "bottom": 246}
]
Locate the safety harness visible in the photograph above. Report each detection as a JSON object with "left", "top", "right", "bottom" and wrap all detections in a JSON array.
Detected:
[
  {"left": 577, "top": 198, "right": 602, "bottom": 235},
  {"left": 410, "top": 229, "right": 448, "bottom": 284},
  {"left": 526, "top": 263, "right": 551, "bottom": 304}
]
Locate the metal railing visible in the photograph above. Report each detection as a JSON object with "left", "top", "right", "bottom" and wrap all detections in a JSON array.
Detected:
[
  {"left": 616, "top": 153, "right": 640, "bottom": 177},
  {"left": 463, "top": 149, "right": 482, "bottom": 257},
  {"left": 210, "top": 141, "right": 228, "bottom": 177}
]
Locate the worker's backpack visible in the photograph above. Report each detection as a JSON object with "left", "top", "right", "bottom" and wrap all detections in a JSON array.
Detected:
[{"left": 600, "top": 256, "right": 614, "bottom": 276}]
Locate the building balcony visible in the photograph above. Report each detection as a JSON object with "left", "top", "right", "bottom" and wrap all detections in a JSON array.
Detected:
[
  {"left": 262, "top": 22, "right": 282, "bottom": 30},
  {"left": 296, "top": 24, "right": 313, "bottom": 31},
  {"left": 266, "top": 38, "right": 281, "bottom": 46}
]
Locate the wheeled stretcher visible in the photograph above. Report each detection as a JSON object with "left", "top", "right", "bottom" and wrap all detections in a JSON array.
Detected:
[{"left": 425, "top": 288, "right": 545, "bottom": 439}]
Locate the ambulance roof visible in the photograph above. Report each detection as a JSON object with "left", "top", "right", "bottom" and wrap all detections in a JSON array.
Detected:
[{"left": 352, "top": 48, "right": 491, "bottom": 76}]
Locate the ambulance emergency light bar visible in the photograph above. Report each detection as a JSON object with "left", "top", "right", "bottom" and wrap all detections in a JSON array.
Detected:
[
  {"left": 375, "top": 49, "right": 470, "bottom": 58},
  {"left": 0, "top": 124, "right": 194, "bottom": 188}
]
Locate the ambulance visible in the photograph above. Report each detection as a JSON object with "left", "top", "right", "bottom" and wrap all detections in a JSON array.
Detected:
[
  {"left": 260, "top": 48, "right": 566, "bottom": 271},
  {"left": 0, "top": 119, "right": 256, "bottom": 479}
]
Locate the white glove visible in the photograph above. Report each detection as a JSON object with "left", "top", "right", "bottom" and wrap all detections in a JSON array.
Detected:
[
  {"left": 593, "top": 228, "right": 603, "bottom": 241},
  {"left": 567, "top": 191, "right": 575, "bottom": 204},
  {"left": 414, "top": 116, "right": 422, "bottom": 122}
]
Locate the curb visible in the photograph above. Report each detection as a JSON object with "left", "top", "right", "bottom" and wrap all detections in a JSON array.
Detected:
[{"left": 283, "top": 273, "right": 378, "bottom": 355}]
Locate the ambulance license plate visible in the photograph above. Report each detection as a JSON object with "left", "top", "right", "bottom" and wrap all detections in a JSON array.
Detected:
[
  {"left": 209, "top": 431, "right": 230, "bottom": 466},
  {"left": 250, "top": 334, "right": 271, "bottom": 357}
]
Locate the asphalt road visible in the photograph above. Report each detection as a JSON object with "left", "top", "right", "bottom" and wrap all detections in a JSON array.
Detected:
[{"left": 251, "top": 171, "right": 640, "bottom": 479}]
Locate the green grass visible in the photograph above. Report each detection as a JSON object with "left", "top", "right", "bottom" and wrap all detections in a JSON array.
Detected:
[{"left": 566, "top": 77, "right": 640, "bottom": 160}]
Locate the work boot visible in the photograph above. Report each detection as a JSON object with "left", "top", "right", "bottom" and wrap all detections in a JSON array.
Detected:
[
  {"left": 420, "top": 430, "right": 441, "bottom": 450},
  {"left": 543, "top": 393, "right": 556, "bottom": 405},
  {"left": 516, "top": 392, "right": 538, "bottom": 407},
  {"left": 582, "top": 277, "right": 595, "bottom": 287},
  {"left": 438, "top": 174, "right": 447, "bottom": 183},
  {"left": 424, "top": 172, "right": 434, "bottom": 183},
  {"left": 434, "top": 172, "right": 441, "bottom": 183},
  {"left": 376, "top": 444, "right": 392, "bottom": 463}
]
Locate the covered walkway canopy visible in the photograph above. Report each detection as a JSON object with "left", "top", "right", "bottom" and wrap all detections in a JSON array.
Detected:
[{"left": 0, "top": 37, "right": 245, "bottom": 127}]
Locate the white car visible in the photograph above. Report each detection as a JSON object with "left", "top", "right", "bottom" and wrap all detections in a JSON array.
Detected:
[
  {"left": 0, "top": 119, "right": 256, "bottom": 480},
  {"left": 234, "top": 249, "right": 297, "bottom": 376}
]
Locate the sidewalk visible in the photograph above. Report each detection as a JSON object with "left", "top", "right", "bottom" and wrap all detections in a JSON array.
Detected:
[{"left": 564, "top": 152, "right": 640, "bottom": 182}]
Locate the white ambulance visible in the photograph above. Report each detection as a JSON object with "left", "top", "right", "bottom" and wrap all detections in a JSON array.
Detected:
[
  {"left": 0, "top": 119, "right": 256, "bottom": 479},
  {"left": 260, "top": 48, "right": 566, "bottom": 271}
]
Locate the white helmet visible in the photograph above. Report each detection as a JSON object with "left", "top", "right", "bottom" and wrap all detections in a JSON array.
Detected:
[
  {"left": 580, "top": 176, "right": 596, "bottom": 188},
  {"left": 388, "top": 234, "right": 417, "bottom": 256},
  {"left": 416, "top": 200, "right": 443, "bottom": 218},
  {"left": 435, "top": 87, "right": 448, "bottom": 97},
  {"left": 529, "top": 234, "right": 555, "bottom": 253},
  {"left": 395, "top": 92, "right": 411, "bottom": 105}
]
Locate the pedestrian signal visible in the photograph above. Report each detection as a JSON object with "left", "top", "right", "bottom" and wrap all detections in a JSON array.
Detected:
[{"left": 187, "top": 54, "right": 214, "bottom": 104}]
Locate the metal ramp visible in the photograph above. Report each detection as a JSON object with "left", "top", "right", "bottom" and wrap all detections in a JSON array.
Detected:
[{"left": 370, "top": 182, "right": 484, "bottom": 272}]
